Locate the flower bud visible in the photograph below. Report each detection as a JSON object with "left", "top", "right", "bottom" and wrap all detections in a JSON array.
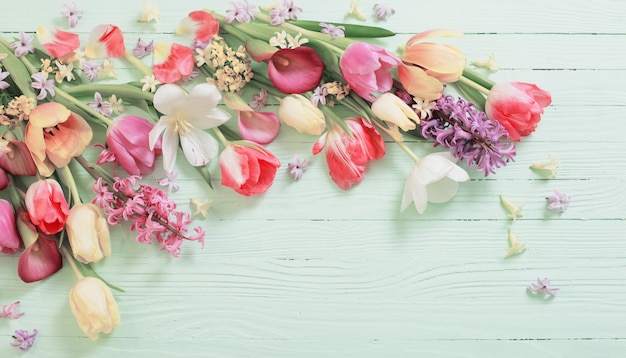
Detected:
[
  {"left": 66, "top": 203, "right": 111, "bottom": 264},
  {"left": 69, "top": 277, "right": 120, "bottom": 341},
  {"left": 278, "top": 95, "right": 326, "bottom": 135}
]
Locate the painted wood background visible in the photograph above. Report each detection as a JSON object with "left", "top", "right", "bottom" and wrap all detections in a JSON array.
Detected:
[{"left": 1, "top": 0, "right": 625, "bottom": 356}]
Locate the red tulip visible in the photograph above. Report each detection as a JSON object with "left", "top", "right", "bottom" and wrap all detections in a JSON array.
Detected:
[
  {"left": 485, "top": 82, "right": 552, "bottom": 141},
  {"left": 85, "top": 24, "right": 126, "bottom": 58},
  {"left": 312, "top": 117, "right": 385, "bottom": 190},
  {"left": 24, "top": 179, "right": 69, "bottom": 236},
  {"left": 36, "top": 26, "right": 80, "bottom": 58},
  {"left": 152, "top": 43, "right": 194, "bottom": 83},
  {"left": 220, "top": 142, "right": 281, "bottom": 196}
]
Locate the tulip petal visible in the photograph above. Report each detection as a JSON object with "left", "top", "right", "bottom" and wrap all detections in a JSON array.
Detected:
[
  {"left": 402, "top": 43, "right": 465, "bottom": 82},
  {"left": 36, "top": 26, "right": 80, "bottom": 58},
  {"left": 397, "top": 64, "right": 443, "bottom": 101},
  {"left": 238, "top": 110, "right": 280, "bottom": 144},
  {"left": 153, "top": 83, "right": 187, "bottom": 115},
  {"left": 152, "top": 43, "right": 194, "bottom": 83},
  {"left": 405, "top": 29, "right": 464, "bottom": 47},
  {"left": 85, "top": 24, "right": 125, "bottom": 59},
  {"left": 401, "top": 167, "right": 428, "bottom": 213},
  {"left": 179, "top": 128, "right": 219, "bottom": 167},
  {"left": 17, "top": 236, "right": 63, "bottom": 283}
]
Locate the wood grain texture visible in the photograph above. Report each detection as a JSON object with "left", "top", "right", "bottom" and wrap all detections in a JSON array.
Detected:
[{"left": 1, "top": 1, "right": 624, "bottom": 357}]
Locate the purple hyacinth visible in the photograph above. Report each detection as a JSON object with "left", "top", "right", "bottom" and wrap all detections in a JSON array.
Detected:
[{"left": 420, "top": 95, "right": 516, "bottom": 176}]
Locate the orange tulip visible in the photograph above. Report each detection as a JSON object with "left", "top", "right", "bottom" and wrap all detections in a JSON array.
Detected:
[
  {"left": 24, "top": 103, "right": 92, "bottom": 177},
  {"left": 399, "top": 29, "right": 465, "bottom": 99}
]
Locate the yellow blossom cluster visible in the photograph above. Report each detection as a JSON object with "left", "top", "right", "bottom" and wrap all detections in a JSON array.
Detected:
[
  {"left": 0, "top": 95, "right": 35, "bottom": 129},
  {"left": 195, "top": 36, "right": 253, "bottom": 94},
  {"left": 324, "top": 81, "right": 351, "bottom": 106}
]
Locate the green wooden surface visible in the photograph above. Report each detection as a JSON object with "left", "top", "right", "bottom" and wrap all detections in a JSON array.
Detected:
[{"left": 1, "top": 0, "right": 625, "bottom": 357}]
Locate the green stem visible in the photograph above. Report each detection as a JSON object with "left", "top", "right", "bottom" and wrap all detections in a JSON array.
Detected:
[
  {"left": 457, "top": 76, "right": 491, "bottom": 96},
  {"left": 212, "top": 127, "right": 230, "bottom": 147},
  {"left": 58, "top": 165, "right": 82, "bottom": 205},
  {"left": 61, "top": 245, "right": 85, "bottom": 281},
  {"left": 55, "top": 87, "right": 113, "bottom": 126},
  {"left": 396, "top": 141, "right": 421, "bottom": 163},
  {"left": 124, "top": 50, "right": 152, "bottom": 77},
  {"left": 462, "top": 67, "right": 495, "bottom": 90}
]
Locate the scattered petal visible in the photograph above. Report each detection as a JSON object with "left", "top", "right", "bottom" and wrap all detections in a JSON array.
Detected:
[
  {"left": 159, "top": 171, "right": 180, "bottom": 193},
  {"left": 373, "top": 3, "right": 395, "bottom": 21},
  {"left": 345, "top": 0, "right": 367, "bottom": 21},
  {"left": 504, "top": 229, "right": 526, "bottom": 258},
  {"left": 546, "top": 189, "right": 571, "bottom": 214},
  {"left": 499, "top": 195, "right": 524, "bottom": 222},
  {"left": 61, "top": 2, "right": 83, "bottom": 28},
  {"left": 530, "top": 154, "right": 560, "bottom": 178},
  {"left": 0, "top": 301, "right": 24, "bottom": 319},
  {"left": 139, "top": 2, "right": 161, "bottom": 23},
  {"left": 528, "top": 277, "right": 559, "bottom": 296},
  {"left": 288, "top": 154, "right": 310, "bottom": 180},
  {"left": 10, "top": 329, "right": 37, "bottom": 351},
  {"left": 471, "top": 52, "right": 499, "bottom": 71},
  {"left": 190, "top": 198, "right": 213, "bottom": 219}
]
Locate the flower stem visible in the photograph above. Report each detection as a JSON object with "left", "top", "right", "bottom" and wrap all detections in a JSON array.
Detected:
[
  {"left": 124, "top": 50, "right": 152, "bottom": 77},
  {"left": 212, "top": 127, "right": 230, "bottom": 148},
  {"left": 57, "top": 165, "right": 82, "bottom": 205},
  {"left": 396, "top": 141, "right": 421, "bottom": 163},
  {"left": 60, "top": 245, "right": 84, "bottom": 281},
  {"left": 457, "top": 76, "right": 491, "bottom": 96}
]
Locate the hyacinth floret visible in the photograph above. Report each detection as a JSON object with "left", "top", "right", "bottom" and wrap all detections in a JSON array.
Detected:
[
  {"left": 91, "top": 174, "right": 205, "bottom": 257},
  {"left": 420, "top": 95, "right": 516, "bottom": 175}
]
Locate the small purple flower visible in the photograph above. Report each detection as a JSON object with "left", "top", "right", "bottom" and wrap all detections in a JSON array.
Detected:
[
  {"left": 320, "top": 22, "right": 345, "bottom": 40},
  {"left": 9, "top": 32, "right": 35, "bottom": 57},
  {"left": 225, "top": 0, "right": 256, "bottom": 23},
  {"left": 10, "top": 329, "right": 37, "bottom": 351},
  {"left": 311, "top": 85, "right": 328, "bottom": 107},
  {"left": 249, "top": 88, "right": 269, "bottom": 111},
  {"left": 0, "top": 71, "right": 10, "bottom": 90},
  {"left": 373, "top": 3, "right": 395, "bottom": 20},
  {"left": 159, "top": 171, "right": 180, "bottom": 193},
  {"left": 270, "top": 6, "right": 289, "bottom": 25},
  {"left": 133, "top": 38, "right": 154, "bottom": 58},
  {"left": 546, "top": 189, "right": 571, "bottom": 213},
  {"left": 61, "top": 2, "right": 83, "bottom": 28},
  {"left": 283, "top": 0, "right": 303, "bottom": 20},
  {"left": 81, "top": 60, "right": 103, "bottom": 81},
  {"left": 88, "top": 92, "right": 112, "bottom": 117},
  {"left": 0, "top": 301, "right": 24, "bottom": 319},
  {"left": 190, "top": 40, "right": 209, "bottom": 51},
  {"left": 528, "top": 278, "right": 559, "bottom": 296},
  {"left": 31, "top": 72, "right": 55, "bottom": 100},
  {"left": 288, "top": 154, "right": 310, "bottom": 180}
]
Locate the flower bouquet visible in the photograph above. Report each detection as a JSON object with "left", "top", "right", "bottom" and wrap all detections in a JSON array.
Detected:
[{"left": 0, "top": 0, "right": 551, "bottom": 348}]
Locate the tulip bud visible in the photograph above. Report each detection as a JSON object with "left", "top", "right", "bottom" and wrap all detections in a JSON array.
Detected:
[
  {"left": 278, "top": 95, "right": 326, "bottom": 135},
  {"left": 106, "top": 115, "right": 162, "bottom": 175},
  {"left": 69, "top": 277, "right": 120, "bottom": 341},
  {"left": 66, "top": 203, "right": 111, "bottom": 264},
  {"left": 371, "top": 93, "right": 419, "bottom": 131}
]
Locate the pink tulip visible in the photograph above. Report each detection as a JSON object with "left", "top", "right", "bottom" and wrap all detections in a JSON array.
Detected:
[
  {"left": 36, "top": 26, "right": 80, "bottom": 58},
  {"left": 105, "top": 115, "right": 162, "bottom": 175},
  {"left": 0, "top": 199, "right": 21, "bottom": 255},
  {"left": 485, "top": 82, "right": 552, "bottom": 141},
  {"left": 312, "top": 117, "right": 385, "bottom": 190},
  {"left": 339, "top": 42, "right": 401, "bottom": 101},
  {"left": 268, "top": 47, "right": 324, "bottom": 94},
  {"left": 220, "top": 142, "right": 281, "bottom": 196},
  {"left": 16, "top": 209, "right": 62, "bottom": 283},
  {"left": 0, "top": 169, "right": 8, "bottom": 191},
  {"left": 24, "top": 179, "right": 69, "bottom": 236},
  {"left": 152, "top": 43, "right": 195, "bottom": 83},
  {"left": 176, "top": 10, "right": 220, "bottom": 43},
  {"left": 24, "top": 102, "right": 93, "bottom": 177},
  {"left": 85, "top": 24, "right": 126, "bottom": 59}
]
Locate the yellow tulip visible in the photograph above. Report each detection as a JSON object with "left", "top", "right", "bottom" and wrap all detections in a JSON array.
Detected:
[
  {"left": 371, "top": 93, "right": 419, "bottom": 131},
  {"left": 66, "top": 203, "right": 111, "bottom": 264},
  {"left": 278, "top": 95, "right": 326, "bottom": 135},
  {"left": 69, "top": 277, "right": 120, "bottom": 341}
]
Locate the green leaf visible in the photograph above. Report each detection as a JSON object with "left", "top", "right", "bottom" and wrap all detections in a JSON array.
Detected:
[
  {"left": 77, "top": 261, "right": 126, "bottom": 293},
  {"left": 290, "top": 20, "right": 396, "bottom": 38},
  {"left": 0, "top": 42, "right": 38, "bottom": 100},
  {"left": 63, "top": 84, "right": 155, "bottom": 102},
  {"left": 452, "top": 81, "right": 486, "bottom": 111}
]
